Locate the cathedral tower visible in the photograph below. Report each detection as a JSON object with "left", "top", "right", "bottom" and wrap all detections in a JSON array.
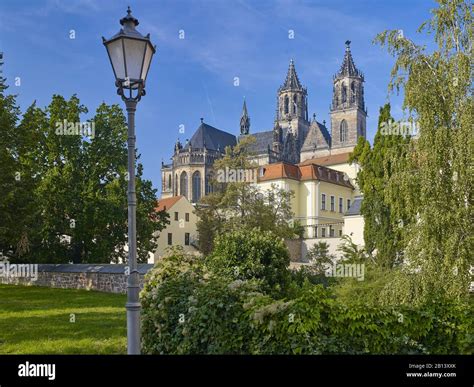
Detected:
[
  {"left": 329, "top": 41, "right": 367, "bottom": 153},
  {"left": 277, "top": 59, "right": 310, "bottom": 162}
]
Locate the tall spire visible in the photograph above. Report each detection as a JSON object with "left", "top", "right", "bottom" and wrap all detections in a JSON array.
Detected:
[
  {"left": 0, "top": 52, "right": 4, "bottom": 87},
  {"left": 335, "top": 41, "right": 363, "bottom": 79},
  {"left": 240, "top": 98, "right": 250, "bottom": 135},
  {"left": 280, "top": 59, "right": 304, "bottom": 91}
]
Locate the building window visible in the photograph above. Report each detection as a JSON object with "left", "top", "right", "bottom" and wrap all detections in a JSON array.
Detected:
[
  {"left": 192, "top": 171, "right": 201, "bottom": 203},
  {"left": 350, "top": 81, "right": 356, "bottom": 103},
  {"left": 284, "top": 96, "right": 289, "bottom": 114},
  {"left": 167, "top": 233, "right": 172, "bottom": 245},
  {"left": 330, "top": 196, "right": 335, "bottom": 211},
  {"left": 340, "top": 120, "right": 348, "bottom": 143},
  {"left": 329, "top": 226, "right": 335, "bottom": 237},
  {"left": 174, "top": 212, "right": 178, "bottom": 221},
  {"left": 168, "top": 175, "right": 172, "bottom": 190},
  {"left": 174, "top": 174, "right": 178, "bottom": 196},
  {"left": 180, "top": 171, "right": 188, "bottom": 198},
  {"left": 339, "top": 197, "right": 343, "bottom": 213},
  {"left": 321, "top": 227, "right": 326, "bottom": 238},
  {"left": 321, "top": 194, "right": 326, "bottom": 210},
  {"left": 185, "top": 213, "right": 189, "bottom": 222},
  {"left": 185, "top": 233, "right": 190, "bottom": 246},
  {"left": 360, "top": 119, "right": 365, "bottom": 138},
  {"left": 347, "top": 199, "right": 351, "bottom": 211},
  {"left": 205, "top": 173, "right": 213, "bottom": 195},
  {"left": 293, "top": 95, "right": 297, "bottom": 114},
  {"left": 339, "top": 229, "right": 342, "bottom": 237}
]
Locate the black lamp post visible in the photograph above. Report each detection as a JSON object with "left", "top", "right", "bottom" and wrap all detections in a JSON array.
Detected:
[{"left": 103, "top": 6, "right": 156, "bottom": 355}]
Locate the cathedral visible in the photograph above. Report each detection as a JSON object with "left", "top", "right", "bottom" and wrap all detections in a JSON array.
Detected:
[{"left": 161, "top": 41, "right": 366, "bottom": 203}]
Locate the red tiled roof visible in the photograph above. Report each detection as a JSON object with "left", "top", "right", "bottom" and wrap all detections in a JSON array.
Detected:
[
  {"left": 258, "top": 162, "right": 300, "bottom": 181},
  {"left": 258, "top": 162, "right": 353, "bottom": 188},
  {"left": 155, "top": 196, "right": 183, "bottom": 212},
  {"left": 298, "top": 152, "right": 352, "bottom": 166}
]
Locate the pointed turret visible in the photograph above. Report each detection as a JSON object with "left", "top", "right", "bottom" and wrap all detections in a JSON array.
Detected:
[
  {"left": 280, "top": 59, "right": 304, "bottom": 91},
  {"left": 330, "top": 41, "right": 367, "bottom": 151},
  {"left": 277, "top": 59, "right": 308, "bottom": 125},
  {"left": 335, "top": 41, "right": 363, "bottom": 80},
  {"left": 240, "top": 98, "right": 250, "bottom": 135}
]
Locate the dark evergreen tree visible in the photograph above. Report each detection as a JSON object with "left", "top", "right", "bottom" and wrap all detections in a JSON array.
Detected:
[{"left": 350, "top": 104, "right": 410, "bottom": 268}]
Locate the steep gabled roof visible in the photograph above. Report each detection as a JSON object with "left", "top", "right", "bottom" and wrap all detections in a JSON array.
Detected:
[
  {"left": 239, "top": 131, "right": 274, "bottom": 155},
  {"left": 156, "top": 196, "right": 183, "bottom": 212},
  {"left": 302, "top": 120, "right": 331, "bottom": 151},
  {"left": 189, "top": 122, "right": 236, "bottom": 151}
]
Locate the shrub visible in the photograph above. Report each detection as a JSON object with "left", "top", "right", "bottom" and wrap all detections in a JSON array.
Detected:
[
  {"left": 306, "top": 241, "right": 336, "bottom": 275},
  {"left": 245, "top": 284, "right": 473, "bottom": 354},
  {"left": 141, "top": 247, "right": 203, "bottom": 354},
  {"left": 140, "top": 235, "right": 472, "bottom": 355},
  {"left": 205, "top": 228, "right": 291, "bottom": 294},
  {"left": 141, "top": 269, "right": 262, "bottom": 353}
]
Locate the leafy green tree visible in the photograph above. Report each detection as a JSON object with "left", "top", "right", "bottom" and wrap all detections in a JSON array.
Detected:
[
  {"left": 0, "top": 93, "right": 167, "bottom": 263},
  {"left": 206, "top": 228, "right": 291, "bottom": 294},
  {"left": 306, "top": 241, "right": 335, "bottom": 274},
  {"left": 350, "top": 104, "right": 410, "bottom": 268},
  {"left": 375, "top": 0, "right": 473, "bottom": 304},
  {"left": 195, "top": 136, "right": 298, "bottom": 254},
  {"left": 0, "top": 77, "right": 24, "bottom": 257},
  {"left": 337, "top": 235, "right": 371, "bottom": 264}
]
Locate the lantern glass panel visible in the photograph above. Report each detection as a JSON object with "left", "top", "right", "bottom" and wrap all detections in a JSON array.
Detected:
[
  {"left": 123, "top": 38, "right": 147, "bottom": 81},
  {"left": 106, "top": 39, "right": 126, "bottom": 80}
]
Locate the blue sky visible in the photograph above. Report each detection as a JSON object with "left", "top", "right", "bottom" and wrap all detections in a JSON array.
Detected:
[{"left": 0, "top": 0, "right": 437, "bottom": 193}]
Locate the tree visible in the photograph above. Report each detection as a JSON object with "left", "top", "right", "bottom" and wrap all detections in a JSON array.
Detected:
[
  {"left": 206, "top": 228, "right": 291, "bottom": 294},
  {"left": 350, "top": 104, "right": 410, "bottom": 268},
  {"left": 0, "top": 74, "right": 25, "bottom": 257},
  {"left": 306, "top": 241, "right": 335, "bottom": 275},
  {"left": 375, "top": 0, "right": 473, "bottom": 304},
  {"left": 0, "top": 93, "right": 168, "bottom": 263},
  {"left": 195, "top": 136, "right": 299, "bottom": 254}
]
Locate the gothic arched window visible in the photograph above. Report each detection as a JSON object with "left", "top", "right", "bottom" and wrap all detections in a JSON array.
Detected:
[
  {"left": 342, "top": 84, "right": 347, "bottom": 103},
  {"left": 284, "top": 96, "right": 289, "bottom": 114},
  {"left": 350, "top": 82, "right": 356, "bottom": 103},
  {"left": 359, "top": 119, "right": 365, "bottom": 137},
  {"left": 293, "top": 95, "right": 297, "bottom": 114},
  {"left": 192, "top": 171, "right": 201, "bottom": 203},
  {"left": 205, "top": 173, "right": 213, "bottom": 195},
  {"left": 168, "top": 175, "right": 172, "bottom": 190},
  {"left": 180, "top": 171, "right": 188, "bottom": 198},
  {"left": 340, "top": 120, "right": 348, "bottom": 143},
  {"left": 174, "top": 174, "right": 178, "bottom": 195}
]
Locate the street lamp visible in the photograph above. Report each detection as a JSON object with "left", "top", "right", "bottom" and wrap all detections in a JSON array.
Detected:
[{"left": 103, "top": 6, "right": 156, "bottom": 355}]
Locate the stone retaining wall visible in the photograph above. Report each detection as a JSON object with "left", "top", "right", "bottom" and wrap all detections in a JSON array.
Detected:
[{"left": 0, "top": 264, "right": 154, "bottom": 294}]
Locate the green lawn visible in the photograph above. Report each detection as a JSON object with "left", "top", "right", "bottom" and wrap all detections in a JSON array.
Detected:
[{"left": 0, "top": 284, "right": 127, "bottom": 354}]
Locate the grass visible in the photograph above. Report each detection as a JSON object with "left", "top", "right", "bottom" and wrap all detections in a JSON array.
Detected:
[{"left": 0, "top": 284, "right": 127, "bottom": 354}]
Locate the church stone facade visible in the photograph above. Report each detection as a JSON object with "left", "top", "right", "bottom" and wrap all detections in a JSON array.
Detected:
[{"left": 161, "top": 42, "right": 366, "bottom": 203}]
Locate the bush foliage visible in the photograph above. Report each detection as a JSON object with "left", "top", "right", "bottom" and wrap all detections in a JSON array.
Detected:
[{"left": 141, "top": 230, "right": 472, "bottom": 355}]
